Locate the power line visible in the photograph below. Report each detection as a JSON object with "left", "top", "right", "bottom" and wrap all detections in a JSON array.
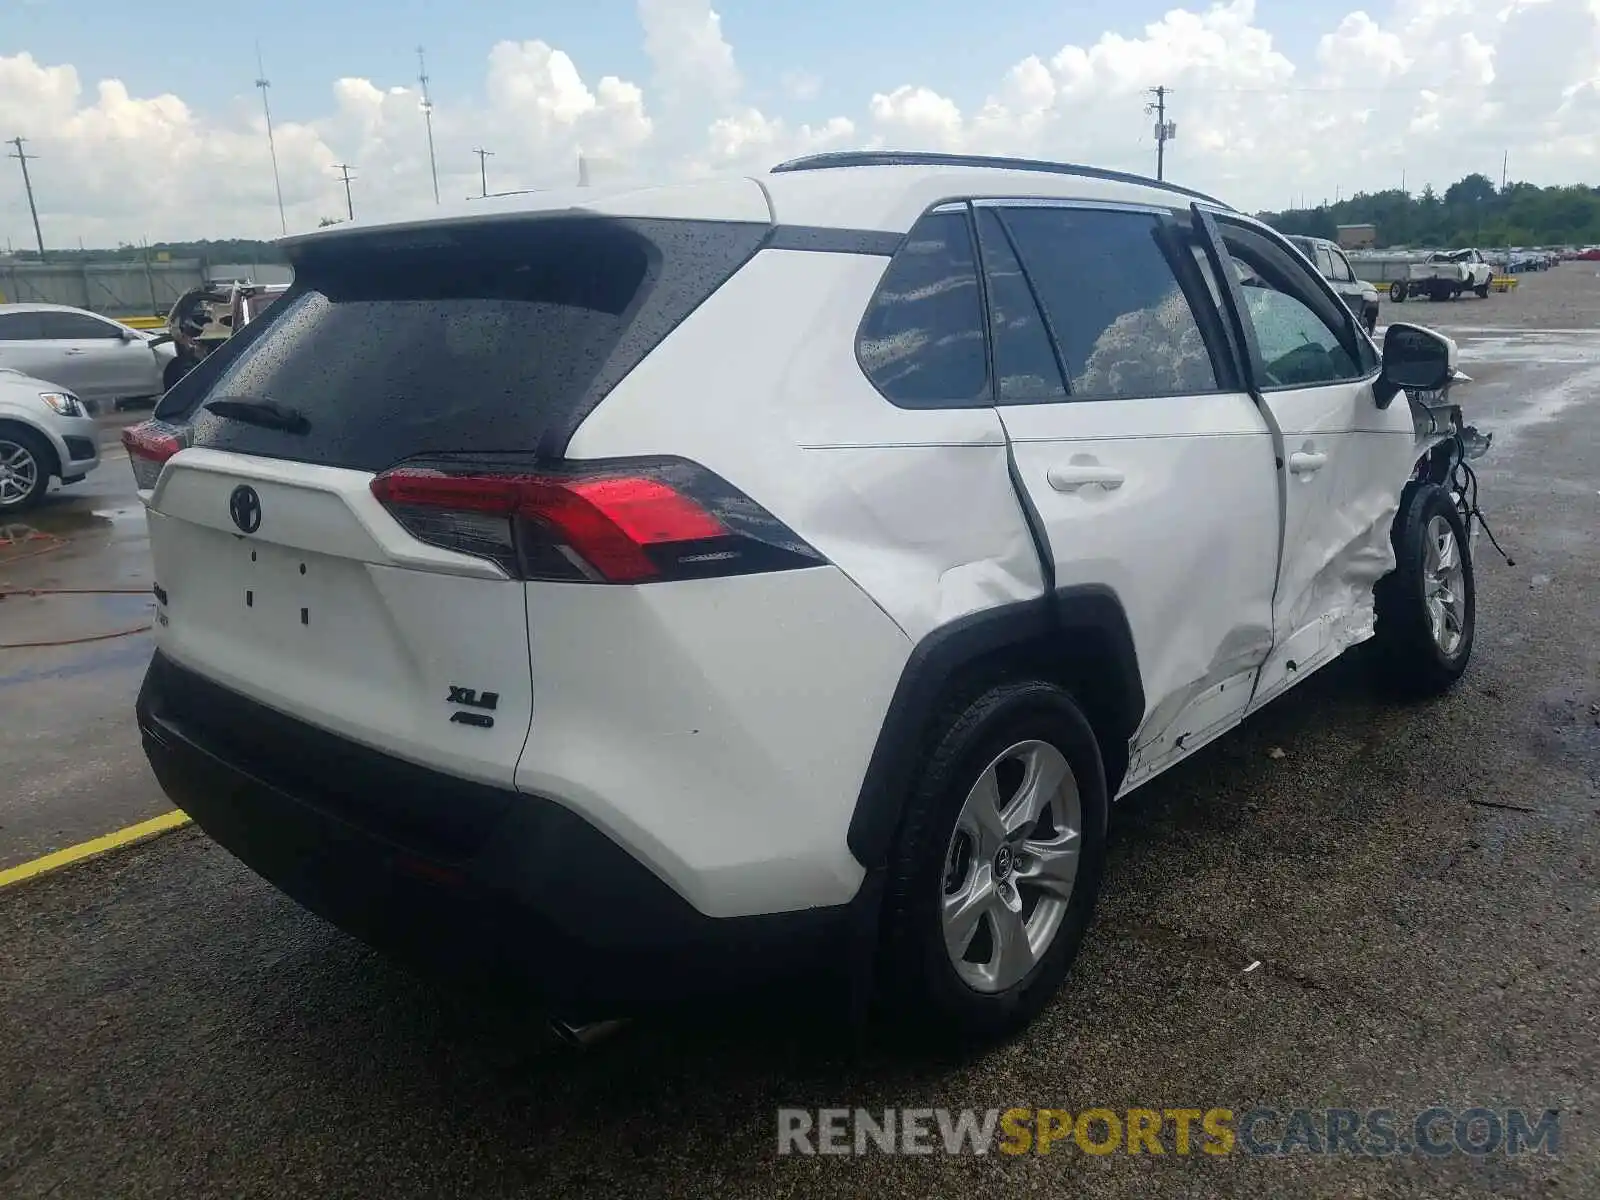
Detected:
[
  {"left": 6, "top": 136, "right": 44, "bottom": 257},
  {"left": 255, "top": 43, "right": 287, "bottom": 235},
  {"left": 332, "top": 163, "right": 356, "bottom": 221},
  {"left": 472, "top": 147, "right": 494, "bottom": 198},
  {"left": 418, "top": 46, "right": 440, "bottom": 205},
  {"left": 1182, "top": 83, "right": 1568, "bottom": 96}
]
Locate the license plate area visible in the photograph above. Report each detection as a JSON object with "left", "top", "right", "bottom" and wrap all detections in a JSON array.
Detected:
[
  {"left": 157, "top": 517, "right": 408, "bottom": 692},
  {"left": 237, "top": 538, "right": 358, "bottom": 638}
]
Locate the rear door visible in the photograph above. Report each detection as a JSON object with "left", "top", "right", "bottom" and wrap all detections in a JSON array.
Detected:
[
  {"left": 1203, "top": 218, "right": 1414, "bottom": 711},
  {"left": 143, "top": 214, "right": 768, "bottom": 785},
  {"left": 976, "top": 200, "right": 1281, "bottom": 788}
]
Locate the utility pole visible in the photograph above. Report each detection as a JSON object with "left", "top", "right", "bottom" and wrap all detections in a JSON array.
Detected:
[
  {"left": 1501, "top": 151, "right": 1508, "bottom": 193},
  {"left": 255, "top": 44, "right": 287, "bottom": 235},
  {"left": 418, "top": 46, "right": 440, "bottom": 205},
  {"left": 1146, "top": 86, "right": 1175, "bottom": 181},
  {"left": 6, "top": 137, "right": 45, "bottom": 257},
  {"left": 332, "top": 163, "right": 356, "bottom": 221},
  {"left": 472, "top": 147, "right": 493, "bottom": 198}
]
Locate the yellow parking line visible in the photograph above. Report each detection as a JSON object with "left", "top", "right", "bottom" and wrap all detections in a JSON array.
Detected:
[{"left": 0, "top": 809, "right": 191, "bottom": 889}]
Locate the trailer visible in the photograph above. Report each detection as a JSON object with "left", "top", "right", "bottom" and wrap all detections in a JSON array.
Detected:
[{"left": 1347, "top": 251, "right": 1427, "bottom": 301}]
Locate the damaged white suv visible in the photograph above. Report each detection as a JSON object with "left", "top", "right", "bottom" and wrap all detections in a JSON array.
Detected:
[{"left": 126, "top": 151, "right": 1492, "bottom": 1041}]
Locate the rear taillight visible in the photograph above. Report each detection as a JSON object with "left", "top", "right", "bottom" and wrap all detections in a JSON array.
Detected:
[
  {"left": 121, "top": 420, "right": 191, "bottom": 490},
  {"left": 370, "top": 457, "right": 825, "bottom": 583}
]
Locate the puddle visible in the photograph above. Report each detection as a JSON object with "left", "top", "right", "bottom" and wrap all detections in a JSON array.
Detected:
[
  {"left": 1471, "top": 362, "right": 1600, "bottom": 449},
  {"left": 0, "top": 523, "right": 68, "bottom": 564}
]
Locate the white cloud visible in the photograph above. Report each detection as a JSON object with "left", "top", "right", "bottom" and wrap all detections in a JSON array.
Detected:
[
  {"left": 2, "top": 0, "right": 1599, "bottom": 248},
  {"left": 637, "top": 0, "right": 740, "bottom": 103}
]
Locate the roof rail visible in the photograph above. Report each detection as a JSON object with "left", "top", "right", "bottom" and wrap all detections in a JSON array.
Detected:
[{"left": 768, "top": 150, "right": 1229, "bottom": 209}]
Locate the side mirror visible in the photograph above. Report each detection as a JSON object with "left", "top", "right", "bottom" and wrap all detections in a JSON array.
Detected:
[
  {"left": 1374, "top": 322, "right": 1457, "bottom": 409},
  {"left": 119, "top": 326, "right": 140, "bottom": 341}
]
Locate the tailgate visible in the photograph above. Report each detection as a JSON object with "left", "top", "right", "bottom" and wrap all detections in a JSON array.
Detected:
[
  {"left": 147, "top": 449, "right": 532, "bottom": 786},
  {"left": 138, "top": 212, "right": 771, "bottom": 786}
]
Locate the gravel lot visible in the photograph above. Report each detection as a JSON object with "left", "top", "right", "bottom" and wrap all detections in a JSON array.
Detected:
[{"left": 1, "top": 267, "right": 1597, "bottom": 1198}]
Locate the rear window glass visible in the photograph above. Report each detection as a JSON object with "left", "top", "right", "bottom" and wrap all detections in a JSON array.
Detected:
[
  {"left": 855, "top": 209, "right": 988, "bottom": 408},
  {"left": 171, "top": 217, "right": 766, "bottom": 472}
]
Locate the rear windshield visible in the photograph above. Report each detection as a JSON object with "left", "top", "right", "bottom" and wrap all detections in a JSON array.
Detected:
[{"left": 164, "top": 216, "right": 766, "bottom": 472}]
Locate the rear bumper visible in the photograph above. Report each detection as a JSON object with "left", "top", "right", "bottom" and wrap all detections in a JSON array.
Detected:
[{"left": 136, "top": 652, "right": 866, "bottom": 1018}]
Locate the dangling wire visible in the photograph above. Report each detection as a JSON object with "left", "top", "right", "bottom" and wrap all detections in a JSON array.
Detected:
[{"left": 1448, "top": 432, "right": 1515, "bottom": 567}]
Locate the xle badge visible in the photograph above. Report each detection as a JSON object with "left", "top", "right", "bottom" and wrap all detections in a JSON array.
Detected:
[{"left": 448, "top": 685, "right": 498, "bottom": 729}]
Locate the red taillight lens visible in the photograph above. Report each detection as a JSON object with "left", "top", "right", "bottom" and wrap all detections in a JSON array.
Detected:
[
  {"left": 370, "top": 459, "right": 821, "bottom": 584},
  {"left": 121, "top": 420, "right": 190, "bottom": 489}
]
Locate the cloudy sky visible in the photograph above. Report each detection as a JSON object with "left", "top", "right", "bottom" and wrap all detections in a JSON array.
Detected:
[{"left": 2, "top": 0, "right": 1598, "bottom": 247}]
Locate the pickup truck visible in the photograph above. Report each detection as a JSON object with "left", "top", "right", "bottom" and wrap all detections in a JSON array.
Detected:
[
  {"left": 1286, "top": 235, "right": 1381, "bottom": 334},
  {"left": 1393, "top": 249, "right": 1495, "bottom": 302}
]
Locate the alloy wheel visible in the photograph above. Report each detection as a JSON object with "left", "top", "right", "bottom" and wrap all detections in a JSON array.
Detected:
[
  {"left": 940, "top": 739, "right": 1082, "bottom": 994},
  {"left": 1423, "top": 513, "right": 1467, "bottom": 656},
  {"left": 0, "top": 439, "right": 40, "bottom": 507}
]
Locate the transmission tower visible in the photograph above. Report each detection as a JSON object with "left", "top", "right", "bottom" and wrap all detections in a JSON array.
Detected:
[
  {"left": 418, "top": 47, "right": 440, "bottom": 204},
  {"left": 255, "top": 44, "right": 287, "bottom": 234}
]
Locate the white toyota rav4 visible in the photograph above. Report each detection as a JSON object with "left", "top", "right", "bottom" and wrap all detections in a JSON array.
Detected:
[{"left": 126, "top": 152, "right": 1491, "bottom": 1041}]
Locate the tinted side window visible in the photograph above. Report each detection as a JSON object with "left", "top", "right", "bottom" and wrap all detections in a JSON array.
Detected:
[
  {"left": 1225, "top": 252, "right": 1359, "bottom": 387},
  {"left": 1315, "top": 246, "right": 1337, "bottom": 279},
  {"left": 1216, "top": 224, "right": 1372, "bottom": 384},
  {"left": 973, "top": 208, "right": 1065, "bottom": 404},
  {"left": 39, "top": 312, "right": 122, "bottom": 339},
  {"left": 1330, "top": 249, "right": 1355, "bottom": 283},
  {"left": 856, "top": 210, "right": 988, "bottom": 408},
  {"left": 996, "top": 207, "right": 1218, "bottom": 399},
  {"left": 0, "top": 312, "right": 43, "bottom": 340}
]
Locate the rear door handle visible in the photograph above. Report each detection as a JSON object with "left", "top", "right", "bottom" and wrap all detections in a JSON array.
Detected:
[
  {"left": 1047, "top": 464, "right": 1125, "bottom": 492},
  {"left": 1288, "top": 450, "right": 1328, "bottom": 475},
  {"left": 63, "top": 348, "right": 85, "bottom": 356}
]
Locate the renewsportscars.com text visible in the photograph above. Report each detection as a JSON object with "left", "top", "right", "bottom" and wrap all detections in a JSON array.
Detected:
[{"left": 777, "top": 1106, "right": 1562, "bottom": 1157}]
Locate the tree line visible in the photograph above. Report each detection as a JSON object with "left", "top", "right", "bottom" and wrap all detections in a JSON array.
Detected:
[
  {"left": 1259, "top": 173, "right": 1600, "bottom": 249},
  {"left": 3, "top": 238, "right": 288, "bottom": 265},
  {"left": 9, "top": 173, "right": 1600, "bottom": 260}
]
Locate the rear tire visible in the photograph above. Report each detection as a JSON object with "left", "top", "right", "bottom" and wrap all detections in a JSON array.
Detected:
[
  {"left": 1390, "top": 281, "right": 1407, "bottom": 303},
  {"left": 1371, "top": 482, "right": 1475, "bottom": 697},
  {"left": 879, "top": 681, "right": 1108, "bottom": 1044},
  {"left": 1475, "top": 282, "right": 1491, "bottom": 299},
  {"left": 0, "top": 424, "right": 54, "bottom": 513}
]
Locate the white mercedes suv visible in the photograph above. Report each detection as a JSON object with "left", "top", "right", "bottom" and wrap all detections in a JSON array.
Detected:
[{"left": 126, "top": 152, "right": 1489, "bottom": 1041}]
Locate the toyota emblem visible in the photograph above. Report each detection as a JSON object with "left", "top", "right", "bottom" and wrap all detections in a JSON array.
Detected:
[{"left": 229, "top": 484, "right": 262, "bottom": 534}]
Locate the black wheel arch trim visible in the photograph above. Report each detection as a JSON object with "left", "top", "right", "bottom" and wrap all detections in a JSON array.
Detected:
[{"left": 846, "top": 584, "right": 1145, "bottom": 870}]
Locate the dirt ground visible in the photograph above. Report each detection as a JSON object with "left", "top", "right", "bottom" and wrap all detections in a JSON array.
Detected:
[{"left": 1378, "top": 260, "right": 1600, "bottom": 330}]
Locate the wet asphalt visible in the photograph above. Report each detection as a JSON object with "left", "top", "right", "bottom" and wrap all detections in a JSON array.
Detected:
[{"left": 1, "top": 272, "right": 1597, "bottom": 1198}]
